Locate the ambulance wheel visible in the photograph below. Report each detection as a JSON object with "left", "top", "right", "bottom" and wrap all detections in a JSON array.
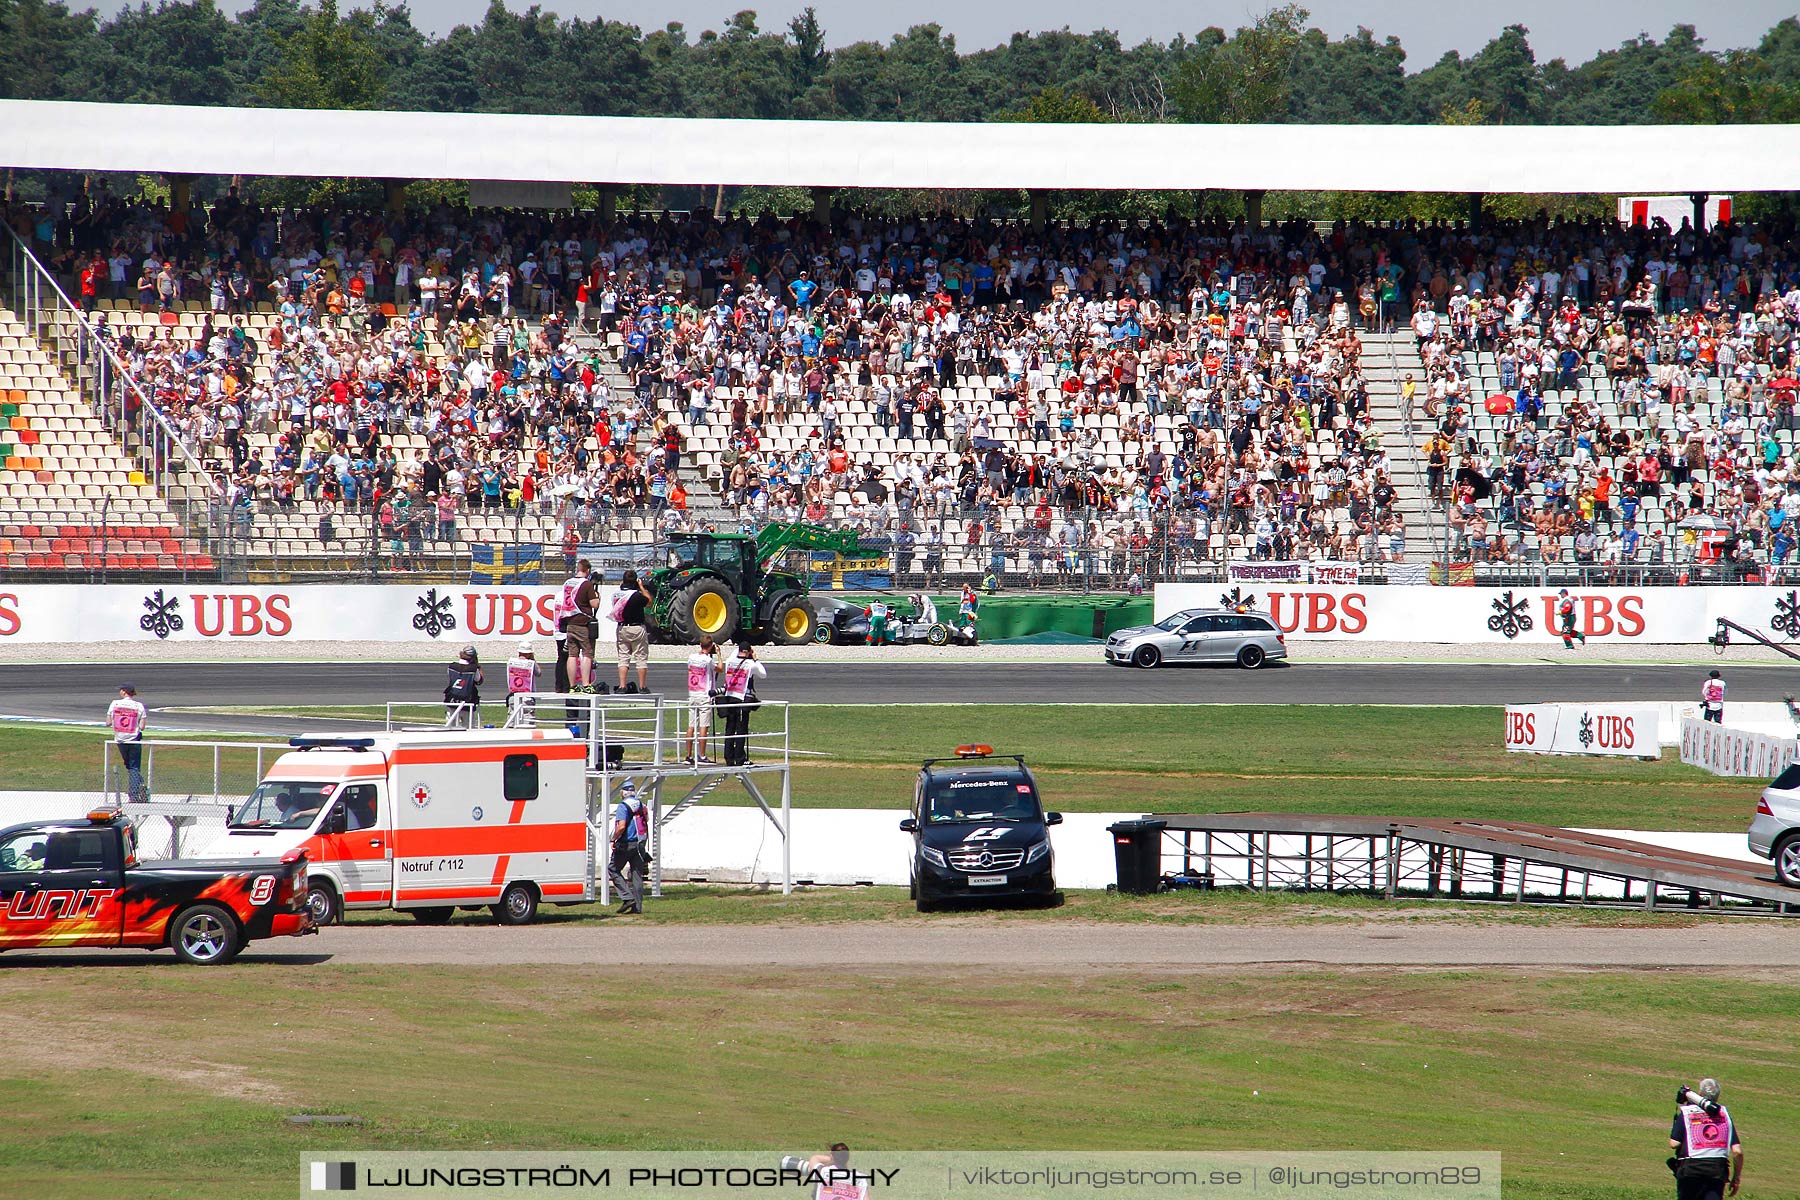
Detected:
[
  {"left": 1775, "top": 833, "right": 1800, "bottom": 888},
  {"left": 306, "top": 880, "right": 340, "bottom": 926},
  {"left": 925, "top": 624, "right": 949, "bottom": 647},
  {"left": 411, "top": 907, "right": 455, "bottom": 925},
  {"left": 492, "top": 883, "right": 539, "bottom": 925},
  {"left": 169, "top": 903, "right": 241, "bottom": 965}
]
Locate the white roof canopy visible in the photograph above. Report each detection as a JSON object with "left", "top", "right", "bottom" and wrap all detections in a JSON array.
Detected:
[{"left": 3, "top": 99, "right": 1797, "bottom": 195}]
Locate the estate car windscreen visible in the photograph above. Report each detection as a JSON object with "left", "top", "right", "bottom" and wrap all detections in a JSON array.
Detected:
[{"left": 923, "top": 774, "right": 1042, "bottom": 824}]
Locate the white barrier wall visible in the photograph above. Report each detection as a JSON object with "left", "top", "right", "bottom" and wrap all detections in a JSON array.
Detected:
[
  {"left": 0, "top": 585, "right": 615, "bottom": 643},
  {"left": 1679, "top": 717, "right": 1800, "bottom": 779},
  {"left": 1156, "top": 583, "right": 1800, "bottom": 644},
  {"left": 1504, "top": 704, "right": 1661, "bottom": 757},
  {"left": 0, "top": 793, "right": 1763, "bottom": 891}
]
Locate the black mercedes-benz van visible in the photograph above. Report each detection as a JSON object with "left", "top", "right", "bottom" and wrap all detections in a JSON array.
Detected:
[{"left": 899, "top": 745, "right": 1061, "bottom": 911}]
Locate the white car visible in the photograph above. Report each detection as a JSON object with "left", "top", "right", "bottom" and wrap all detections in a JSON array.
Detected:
[
  {"left": 1749, "top": 764, "right": 1800, "bottom": 887},
  {"left": 1104, "top": 608, "right": 1288, "bottom": 670}
]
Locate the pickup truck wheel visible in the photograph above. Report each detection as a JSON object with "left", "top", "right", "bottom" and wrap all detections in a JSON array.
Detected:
[
  {"left": 411, "top": 907, "right": 455, "bottom": 925},
  {"left": 492, "top": 883, "right": 538, "bottom": 925},
  {"left": 170, "top": 904, "right": 241, "bottom": 965},
  {"left": 306, "top": 880, "right": 340, "bottom": 926}
]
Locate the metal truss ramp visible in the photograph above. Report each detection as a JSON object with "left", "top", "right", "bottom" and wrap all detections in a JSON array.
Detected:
[{"left": 1153, "top": 813, "right": 1798, "bottom": 916}]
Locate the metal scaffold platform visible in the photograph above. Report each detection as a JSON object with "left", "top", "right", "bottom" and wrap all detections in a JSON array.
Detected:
[
  {"left": 1152, "top": 813, "right": 1799, "bottom": 915},
  {"left": 398, "top": 692, "right": 794, "bottom": 902}
]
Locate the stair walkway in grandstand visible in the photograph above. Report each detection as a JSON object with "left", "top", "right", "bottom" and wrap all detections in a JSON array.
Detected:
[
  {"left": 0, "top": 305, "right": 214, "bottom": 575},
  {"left": 1358, "top": 331, "right": 1442, "bottom": 564}
]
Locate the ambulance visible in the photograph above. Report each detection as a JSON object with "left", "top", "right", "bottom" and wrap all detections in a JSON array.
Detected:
[{"left": 193, "top": 731, "right": 594, "bottom": 925}]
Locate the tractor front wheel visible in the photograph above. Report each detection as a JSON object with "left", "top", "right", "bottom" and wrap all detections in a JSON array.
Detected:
[
  {"left": 771, "top": 595, "right": 815, "bottom": 645},
  {"left": 670, "top": 578, "right": 739, "bottom": 643}
]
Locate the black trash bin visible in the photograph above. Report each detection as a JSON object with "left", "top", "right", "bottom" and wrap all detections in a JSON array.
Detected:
[{"left": 1107, "top": 818, "right": 1166, "bottom": 895}]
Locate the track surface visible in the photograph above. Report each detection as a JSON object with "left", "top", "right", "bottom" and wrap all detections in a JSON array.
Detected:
[
  {"left": 3, "top": 661, "right": 1795, "bottom": 732},
  {"left": 7, "top": 921, "right": 1799, "bottom": 969}
]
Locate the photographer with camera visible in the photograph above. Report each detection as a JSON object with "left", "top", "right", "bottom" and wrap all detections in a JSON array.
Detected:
[
  {"left": 720, "top": 642, "right": 767, "bottom": 767},
  {"left": 607, "top": 781, "right": 650, "bottom": 914},
  {"left": 1668, "top": 1079, "right": 1743, "bottom": 1199},
  {"left": 443, "top": 645, "right": 484, "bottom": 728},
  {"left": 781, "top": 1144, "right": 866, "bottom": 1200}
]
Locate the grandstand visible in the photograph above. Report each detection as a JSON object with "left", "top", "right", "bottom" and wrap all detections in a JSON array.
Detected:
[
  {"left": 0, "top": 303, "right": 213, "bottom": 576},
  {"left": 1, "top": 99, "right": 1794, "bottom": 586}
]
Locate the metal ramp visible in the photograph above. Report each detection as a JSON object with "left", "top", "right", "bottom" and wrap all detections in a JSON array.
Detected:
[{"left": 1153, "top": 812, "right": 1798, "bottom": 915}]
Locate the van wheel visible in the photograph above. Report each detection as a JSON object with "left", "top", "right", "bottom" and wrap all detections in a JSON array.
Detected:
[
  {"left": 306, "top": 880, "right": 339, "bottom": 926},
  {"left": 1237, "top": 644, "right": 1266, "bottom": 669},
  {"left": 914, "top": 890, "right": 939, "bottom": 913},
  {"left": 1131, "top": 644, "right": 1161, "bottom": 669},
  {"left": 1775, "top": 833, "right": 1800, "bottom": 887},
  {"left": 411, "top": 907, "right": 455, "bottom": 925},
  {"left": 170, "top": 904, "right": 241, "bottom": 965},
  {"left": 492, "top": 883, "right": 538, "bottom": 925}
]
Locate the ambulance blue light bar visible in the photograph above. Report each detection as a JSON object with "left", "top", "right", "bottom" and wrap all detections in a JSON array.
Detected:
[{"left": 288, "top": 737, "right": 377, "bottom": 751}]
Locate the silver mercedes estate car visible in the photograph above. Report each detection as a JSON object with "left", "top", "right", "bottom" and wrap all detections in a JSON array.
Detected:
[{"left": 1104, "top": 608, "right": 1288, "bottom": 669}]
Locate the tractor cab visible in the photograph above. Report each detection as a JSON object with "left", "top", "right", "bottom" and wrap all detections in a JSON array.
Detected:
[{"left": 645, "top": 522, "right": 874, "bottom": 647}]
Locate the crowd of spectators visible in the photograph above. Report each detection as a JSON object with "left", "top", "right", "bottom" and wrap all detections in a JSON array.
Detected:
[
  {"left": 19, "top": 185, "right": 1798, "bottom": 578},
  {"left": 23, "top": 187, "right": 1417, "bottom": 572},
  {"left": 1401, "top": 215, "right": 1800, "bottom": 575}
]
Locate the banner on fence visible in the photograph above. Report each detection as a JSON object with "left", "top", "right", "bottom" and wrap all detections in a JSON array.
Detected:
[
  {"left": 1679, "top": 716, "right": 1799, "bottom": 778},
  {"left": 1504, "top": 704, "right": 1661, "bottom": 758},
  {"left": 467, "top": 543, "right": 544, "bottom": 585},
  {"left": 1157, "top": 582, "right": 1800, "bottom": 644},
  {"left": 1226, "top": 560, "right": 1361, "bottom": 586},
  {"left": 0, "top": 585, "right": 617, "bottom": 643}
]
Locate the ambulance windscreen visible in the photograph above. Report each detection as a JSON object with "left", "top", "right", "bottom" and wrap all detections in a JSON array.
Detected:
[{"left": 231, "top": 781, "right": 340, "bottom": 830}]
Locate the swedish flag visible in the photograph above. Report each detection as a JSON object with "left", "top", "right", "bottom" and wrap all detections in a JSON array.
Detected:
[{"left": 468, "top": 543, "right": 544, "bottom": 584}]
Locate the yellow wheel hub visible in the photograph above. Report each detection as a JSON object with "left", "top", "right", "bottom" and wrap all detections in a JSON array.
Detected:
[
  {"left": 693, "top": 593, "right": 728, "bottom": 633},
  {"left": 783, "top": 607, "right": 810, "bottom": 637}
]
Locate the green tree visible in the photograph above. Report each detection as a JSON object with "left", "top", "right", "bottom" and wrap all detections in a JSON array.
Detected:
[
  {"left": 1172, "top": 4, "right": 1309, "bottom": 123},
  {"left": 1006, "top": 84, "right": 1109, "bottom": 123},
  {"left": 1285, "top": 26, "right": 1409, "bottom": 123},
  {"left": 257, "top": 0, "right": 388, "bottom": 110}
]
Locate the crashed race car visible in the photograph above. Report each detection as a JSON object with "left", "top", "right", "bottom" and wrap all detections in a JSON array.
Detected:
[{"left": 871, "top": 594, "right": 977, "bottom": 647}]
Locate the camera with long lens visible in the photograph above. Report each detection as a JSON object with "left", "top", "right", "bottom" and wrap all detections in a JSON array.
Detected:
[{"left": 779, "top": 1156, "right": 808, "bottom": 1173}]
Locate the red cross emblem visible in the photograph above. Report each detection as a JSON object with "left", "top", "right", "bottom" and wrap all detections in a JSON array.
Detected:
[{"left": 411, "top": 783, "right": 431, "bottom": 809}]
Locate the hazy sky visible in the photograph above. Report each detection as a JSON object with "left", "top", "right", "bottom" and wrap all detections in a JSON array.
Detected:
[{"left": 100, "top": 0, "right": 1796, "bottom": 68}]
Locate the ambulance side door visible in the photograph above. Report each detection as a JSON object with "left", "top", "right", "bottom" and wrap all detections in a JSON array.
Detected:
[{"left": 316, "top": 784, "right": 391, "bottom": 906}]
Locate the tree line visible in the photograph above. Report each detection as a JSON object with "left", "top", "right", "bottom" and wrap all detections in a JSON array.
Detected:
[{"left": 2, "top": 0, "right": 1798, "bottom": 126}]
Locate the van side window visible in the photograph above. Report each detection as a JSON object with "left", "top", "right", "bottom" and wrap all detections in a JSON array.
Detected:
[
  {"left": 340, "top": 784, "right": 378, "bottom": 831},
  {"left": 503, "top": 755, "right": 539, "bottom": 802}
]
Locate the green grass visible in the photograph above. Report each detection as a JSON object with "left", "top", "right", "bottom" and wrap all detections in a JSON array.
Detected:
[
  {"left": 339, "top": 885, "right": 1723, "bottom": 929},
  {"left": 0, "top": 965, "right": 1787, "bottom": 1200},
  {"left": 0, "top": 723, "right": 276, "bottom": 794},
  {"left": 158, "top": 704, "right": 1754, "bottom": 831}
]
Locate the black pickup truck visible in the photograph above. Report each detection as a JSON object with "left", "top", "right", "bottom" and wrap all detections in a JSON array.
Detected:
[{"left": 0, "top": 809, "right": 315, "bottom": 964}]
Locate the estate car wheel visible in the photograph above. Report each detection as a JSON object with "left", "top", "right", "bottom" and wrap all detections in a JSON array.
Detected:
[
  {"left": 1131, "top": 644, "right": 1161, "bottom": 669},
  {"left": 1236, "top": 644, "right": 1267, "bottom": 670},
  {"left": 492, "top": 883, "right": 539, "bottom": 925},
  {"left": 306, "top": 880, "right": 340, "bottom": 926},
  {"left": 170, "top": 903, "right": 241, "bottom": 965},
  {"left": 1775, "top": 833, "right": 1800, "bottom": 888}
]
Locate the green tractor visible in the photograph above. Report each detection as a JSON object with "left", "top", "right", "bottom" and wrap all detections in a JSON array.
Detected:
[{"left": 646, "top": 522, "right": 875, "bottom": 645}]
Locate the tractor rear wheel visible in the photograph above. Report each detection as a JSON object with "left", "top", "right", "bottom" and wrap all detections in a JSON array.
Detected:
[
  {"left": 670, "top": 578, "right": 738, "bottom": 643},
  {"left": 771, "top": 595, "right": 815, "bottom": 645}
]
